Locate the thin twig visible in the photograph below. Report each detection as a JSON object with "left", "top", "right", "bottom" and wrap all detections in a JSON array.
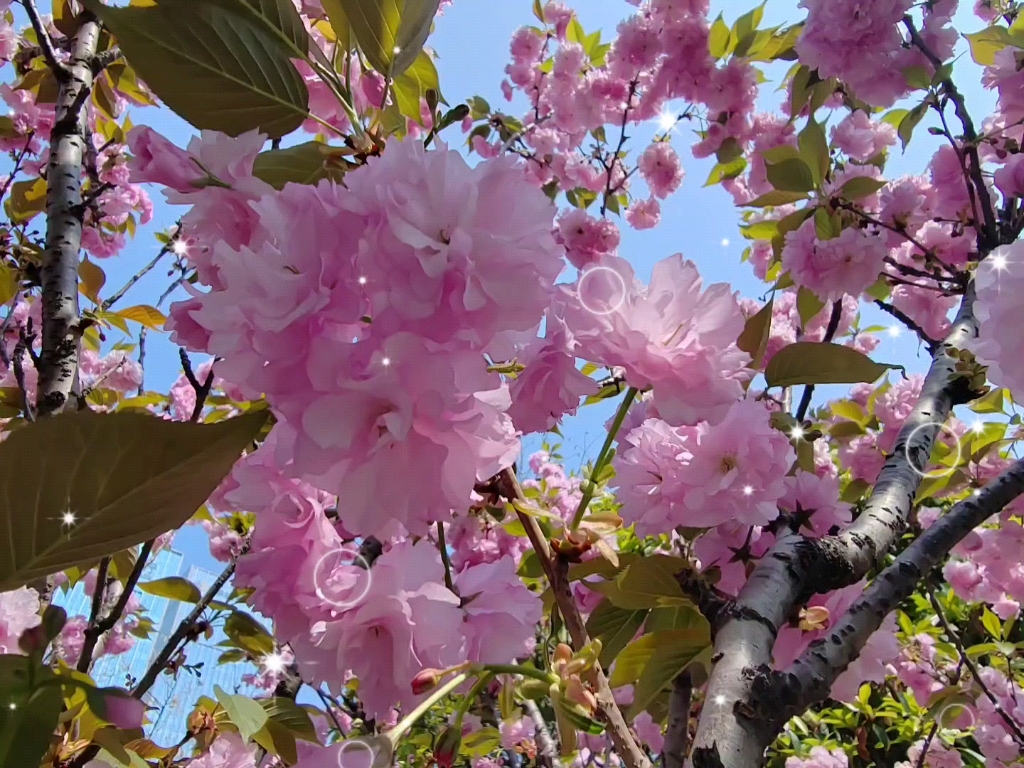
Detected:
[
  {"left": 874, "top": 299, "right": 938, "bottom": 348},
  {"left": 914, "top": 720, "right": 940, "bottom": 768},
  {"left": 437, "top": 521, "right": 455, "bottom": 593},
  {"left": 663, "top": 671, "right": 692, "bottom": 768},
  {"left": 794, "top": 301, "right": 843, "bottom": 422},
  {"left": 926, "top": 582, "right": 1024, "bottom": 746},
  {"left": 497, "top": 468, "right": 652, "bottom": 768},
  {"left": 79, "top": 557, "right": 111, "bottom": 670},
  {"left": 12, "top": 329, "right": 35, "bottom": 421},
  {"left": 19, "top": 0, "right": 67, "bottom": 79},
  {"left": 0, "top": 134, "right": 37, "bottom": 207},
  {"left": 77, "top": 540, "right": 154, "bottom": 672},
  {"left": 179, "top": 349, "right": 215, "bottom": 422},
  {"left": 132, "top": 555, "right": 240, "bottom": 699},
  {"left": 523, "top": 699, "right": 558, "bottom": 768},
  {"left": 101, "top": 239, "right": 177, "bottom": 311}
]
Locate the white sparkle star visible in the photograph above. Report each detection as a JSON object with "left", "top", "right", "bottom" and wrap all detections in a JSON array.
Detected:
[
  {"left": 358, "top": 276, "right": 367, "bottom": 286},
  {"left": 381, "top": 357, "right": 391, "bottom": 367},
  {"left": 658, "top": 110, "right": 677, "bottom": 132},
  {"left": 714, "top": 695, "right": 727, "bottom": 705},
  {"left": 887, "top": 325, "right": 901, "bottom": 338},
  {"left": 720, "top": 238, "right": 730, "bottom": 248},
  {"left": 171, "top": 240, "right": 189, "bottom": 256},
  {"left": 790, "top": 426, "right": 805, "bottom": 440},
  {"left": 973, "top": 489, "right": 982, "bottom": 496},
  {"left": 61, "top": 511, "right": 76, "bottom": 527},
  {"left": 7, "top": 702, "right": 15, "bottom": 710},
  {"left": 971, "top": 420, "right": 984, "bottom": 434},
  {"left": 742, "top": 485, "right": 754, "bottom": 496},
  {"left": 261, "top": 650, "right": 289, "bottom": 674},
  {"left": 991, "top": 253, "right": 1009, "bottom": 271}
]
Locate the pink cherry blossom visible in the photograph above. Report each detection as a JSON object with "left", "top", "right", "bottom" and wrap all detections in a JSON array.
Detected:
[
  {"left": 830, "top": 110, "right": 896, "bottom": 161},
  {"left": 637, "top": 142, "right": 684, "bottom": 199},
  {"left": 561, "top": 253, "right": 751, "bottom": 426},
  {"left": 973, "top": 242, "right": 1024, "bottom": 403},
  {"left": 782, "top": 219, "right": 887, "bottom": 302},
  {"left": 190, "top": 733, "right": 257, "bottom": 768},
  {"left": 785, "top": 747, "right": 849, "bottom": 768},
  {"left": 454, "top": 556, "right": 542, "bottom": 663},
  {"left": 0, "top": 587, "right": 40, "bottom": 654},
  {"left": 557, "top": 209, "right": 621, "bottom": 269},
  {"left": 625, "top": 198, "right": 661, "bottom": 230},
  {"left": 507, "top": 312, "right": 598, "bottom": 434}
]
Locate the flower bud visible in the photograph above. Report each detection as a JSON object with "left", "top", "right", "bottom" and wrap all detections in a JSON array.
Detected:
[
  {"left": 434, "top": 726, "right": 462, "bottom": 768},
  {"left": 411, "top": 668, "right": 443, "bottom": 695}
]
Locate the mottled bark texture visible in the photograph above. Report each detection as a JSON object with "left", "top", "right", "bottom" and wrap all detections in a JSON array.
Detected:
[
  {"left": 686, "top": 288, "right": 981, "bottom": 768},
  {"left": 37, "top": 15, "right": 100, "bottom": 417}
]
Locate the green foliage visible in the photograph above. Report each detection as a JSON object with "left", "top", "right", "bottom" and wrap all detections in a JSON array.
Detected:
[
  {"left": 764, "top": 342, "right": 902, "bottom": 389},
  {"left": 252, "top": 142, "right": 350, "bottom": 188},
  {"left": 334, "top": 0, "right": 440, "bottom": 76},
  {"left": 84, "top": 0, "right": 311, "bottom": 138},
  {"left": 0, "top": 409, "right": 268, "bottom": 591}
]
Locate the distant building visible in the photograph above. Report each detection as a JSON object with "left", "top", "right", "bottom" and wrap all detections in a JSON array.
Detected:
[{"left": 53, "top": 548, "right": 264, "bottom": 748}]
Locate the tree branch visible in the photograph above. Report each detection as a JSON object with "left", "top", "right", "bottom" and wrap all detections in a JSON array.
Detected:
[
  {"left": 523, "top": 699, "right": 559, "bottom": 768},
  {"left": 794, "top": 301, "right": 843, "bottom": 422},
  {"left": 925, "top": 582, "right": 1024, "bottom": 746},
  {"left": 77, "top": 540, "right": 154, "bottom": 672},
  {"left": 36, "top": 12, "right": 101, "bottom": 417},
  {"left": 132, "top": 556, "right": 239, "bottom": 699},
  {"left": 663, "top": 671, "right": 692, "bottom": 768},
  {"left": 101, "top": 234, "right": 177, "bottom": 311},
  {"left": 773, "top": 457, "right": 1024, "bottom": 725},
  {"left": 687, "top": 286, "right": 978, "bottom": 768},
  {"left": 874, "top": 300, "right": 939, "bottom": 349},
  {"left": 19, "top": 0, "right": 68, "bottom": 80},
  {"left": 497, "top": 468, "right": 652, "bottom": 768}
]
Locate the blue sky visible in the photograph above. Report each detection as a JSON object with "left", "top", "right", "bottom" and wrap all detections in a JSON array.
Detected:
[{"left": 17, "top": 0, "right": 996, "bottom": 565}]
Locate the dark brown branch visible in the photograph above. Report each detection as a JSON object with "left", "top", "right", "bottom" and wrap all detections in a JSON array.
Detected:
[
  {"left": 663, "top": 671, "right": 692, "bottom": 768},
  {"left": 874, "top": 299, "right": 938, "bottom": 348},
  {"left": 132, "top": 556, "right": 239, "bottom": 699},
  {"left": 523, "top": 699, "right": 558, "bottom": 768},
  {"left": 77, "top": 540, "right": 154, "bottom": 672},
  {"left": 101, "top": 233, "right": 179, "bottom": 311},
  {"left": 78, "top": 556, "right": 111, "bottom": 671},
  {"left": 179, "top": 349, "right": 216, "bottom": 422},
  {"left": 794, "top": 301, "right": 843, "bottom": 422},
  {"left": 19, "top": 0, "right": 68, "bottom": 80},
  {"left": 903, "top": 16, "right": 999, "bottom": 250},
  {"left": 926, "top": 582, "right": 1024, "bottom": 746}
]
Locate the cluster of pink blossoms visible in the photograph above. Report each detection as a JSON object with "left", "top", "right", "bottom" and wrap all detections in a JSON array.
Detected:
[
  {"left": 224, "top": 435, "right": 542, "bottom": 719},
  {"left": 130, "top": 127, "right": 567, "bottom": 538}
]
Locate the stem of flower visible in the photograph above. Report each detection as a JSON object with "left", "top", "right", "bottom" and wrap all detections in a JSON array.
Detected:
[
  {"left": 477, "top": 663, "right": 560, "bottom": 685},
  {"left": 570, "top": 386, "right": 639, "bottom": 530},
  {"left": 388, "top": 672, "right": 469, "bottom": 741}
]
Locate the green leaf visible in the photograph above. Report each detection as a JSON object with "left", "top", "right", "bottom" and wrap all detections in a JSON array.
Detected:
[
  {"left": 813, "top": 207, "right": 839, "bottom": 241},
  {"left": 764, "top": 342, "right": 902, "bottom": 389},
  {"left": 252, "top": 142, "right": 347, "bottom": 189},
  {"left": 902, "top": 64, "right": 932, "bottom": 90},
  {"left": 742, "top": 189, "right": 809, "bottom": 207},
  {"left": 797, "top": 118, "right": 829, "bottom": 185},
  {"left": 586, "top": 599, "right": 649, "bottom": 668},
  {"left": 229, "top": 0, "right": 310, "bottom": 57},
  {"left": 969, "top": 387, "right": 1005, "bottom": 414},
  {"left": 796, "top": 287, "right": 824, "bottom": 328},
  {"left": 964, "top": 26, "right": 1019, "bottom": 66},
  {"left": 83, "top": 0, "right": 309, "bottom": 138},
  {"left": 261, "top": 698, "right": 319, "bottom": 743},
  {"left": 216, "top": 685, "right": 269, "bottom": 742},
  {"left": 740, "top": 220, "right": 778, "bottom": 241},
  {"left": 708, "top": 14, "right": 731, "bottom": 59},
  {"left": 393, "top": 50, "right": 441, "bottom": 124},
  {"left": 599, "top": 555, "right": 693, "bottom": 610},
  {"left": 338, "top": 0, "right": 441, "bottom": 77},
  {"left": 897, "top": 103, "right": 928, "bottom": 152},
  {"left": 608, "top": 627, "right": 708, "bottom": 690},
  {"left": 835, "top": 176, "right": 887, "bottom": 201},
  {"left": 732, "top": 2, "right": 765, "bottom": 43},
  {"left": 629, "top": 630, "right": 710, "bottom": 718},
  {"left": 766, "top": 157, "right": 815, "bottom": 193},
  {"left": 0, "top": 409, "right": 268, "bottom": 591},
  {"left": 138, "top": 576, "right": 202, "bottom": 603},
  {"left": 704, "top": 156, "right": 747, "bottom": 186},
  {"left": 737, "top": 298, "right": 773, "bottom": 370},
  {"left": 644, "top": 605, "right": 709, "bottom": 634},
  {"left": 319, "top": 0, "right": 353, "bottom": 48},
  {"left": 223, "top": 610, "right": 275, "bottom": 656},
  {"left": 0, "top": 656, "right": 63, "bottom": 768}
]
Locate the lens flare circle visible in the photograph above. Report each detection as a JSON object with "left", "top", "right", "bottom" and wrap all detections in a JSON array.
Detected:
[
  {"left": 575, "top": 265, "right": 627, "bottom": 316},
  {"left": 336, "top": 738, "right": 377, "bottom": 768},
  {"left": 313, "top": 546, "right": 373, "bottom": 611},
  {"left": 902, "top": 421, "right": 963, "bottom": 480}
]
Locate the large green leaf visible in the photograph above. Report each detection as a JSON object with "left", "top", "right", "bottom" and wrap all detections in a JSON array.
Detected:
[
  {"left": 83, "top": 0, "right": 309, "bottom": 138},
  {"left": 216, "top": 685, "right": 269, "bottom": 742},
  {"left": 629, "top": 638, "right": 712, "bottom": 719},
  {"left": 585, "top": 599, "right": 648, "bottom": 667},
  {"left": 0, "top": 655, "right": 64, "bottom": 768},
  {"left": 230, "top": 0, "right": 310, "bottom": 54},
  {"left": 392, "top": 50, "right": 441, "bottom": 124},
  {"left": 765, "top": 157, "right": 815, "bottom": 193},
  {"left": 338, "top": 0, "right": 441, "bottom": 76},
  {"left": 261, "top": 698, "right": 319, "bottom": 743},
  {"left": 0, "top": 409, "right": 268, "bottom": 591},
  {"left": 737, "top": 298, "right": 773, "bottom": 369},
  {"left": 138, "top": 576, "right": 202, "bottom": 603},
  {"left": 223, "top": 610, "right": 275, "bottom": 656},
  {"left": 764, "top": 342, "right": 902, "bottom": 389},
  {"left": 252, "top": 142, "right": 349, "bottom": 189}
]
